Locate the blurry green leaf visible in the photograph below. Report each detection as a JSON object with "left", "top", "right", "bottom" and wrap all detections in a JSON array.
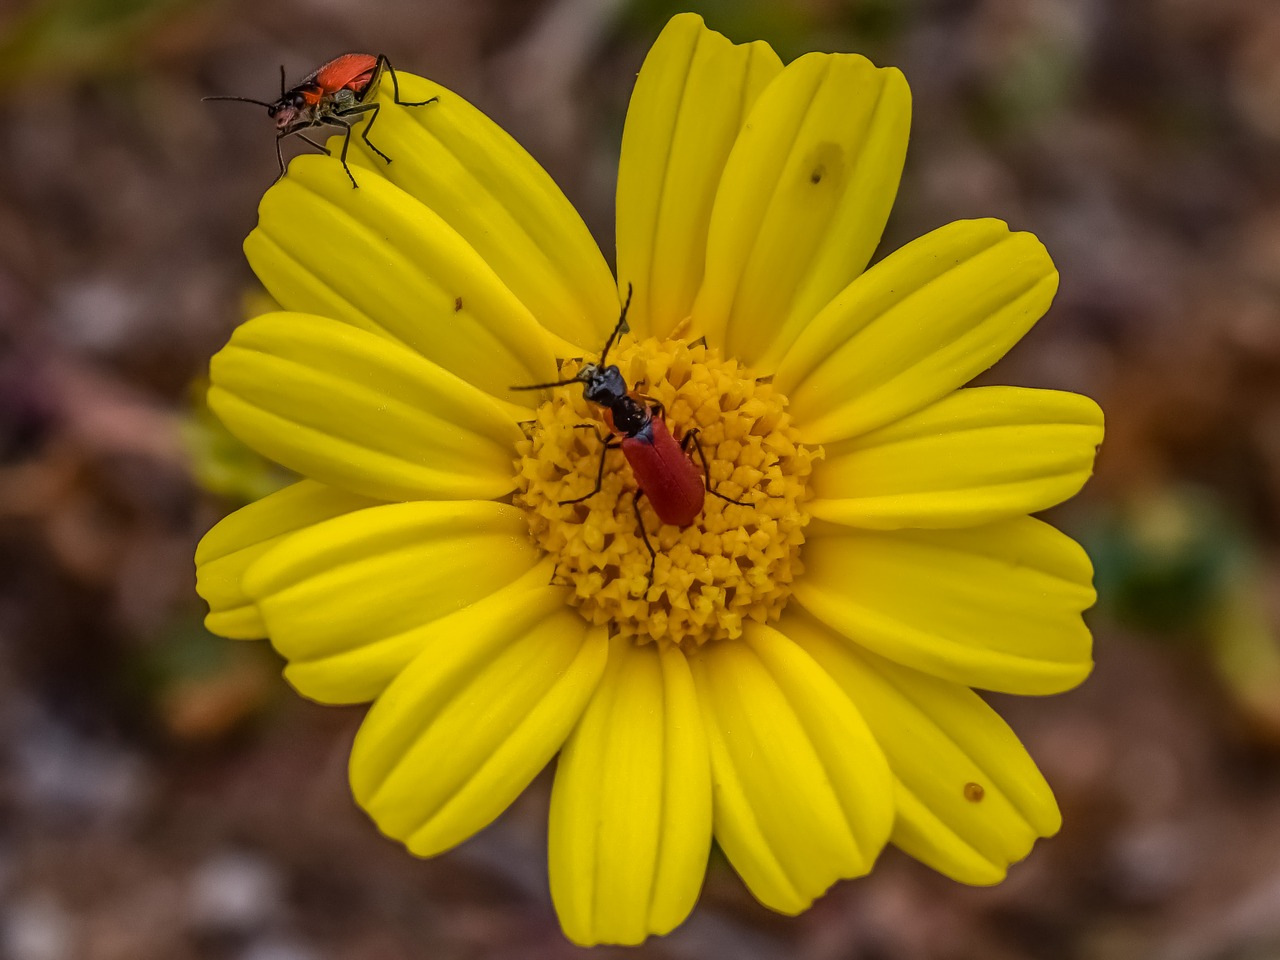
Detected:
[
  {"left": 970, "top": 31, "right": 1081, "bottom": 139},
  {"left": 1087, "top": 486, "right": 1280, "bottom": 739},
  {"left": 182, "top": 377, "right": 292, "bottom": 507},
  {"left": 1087, "top": 486, "right": 1247, "bottom": 636},
  {"left": 997, "top": 41, "right": 1077, "bottom": 124},
  {"left": 841, "top": 0, "right": 913, "bottom": 45},
  {"left": 1207, "top": 577, "right": 1280, "bottom": 743},
  {"left": 136, "top": 616, "right": 282, "bottom": 743},
  {"left": 0, "top": 0, "right": 201, "bottom": 85}
]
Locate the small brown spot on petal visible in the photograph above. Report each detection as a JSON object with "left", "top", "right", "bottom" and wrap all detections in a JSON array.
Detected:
[
  {"left": 964, "top": 782, "right": 985, "bottom": 802},
  {"left": 513, "top": 336, "right": 816, "bottom": 646},
  {"left": 802, "top": 141, "right": 844, "bottom": 189},
  {"left": 454, "top": 296, "right": 463, "bottom": 312}
]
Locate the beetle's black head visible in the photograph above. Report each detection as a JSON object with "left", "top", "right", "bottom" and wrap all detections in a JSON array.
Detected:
[
  {"left": 267, "top": 90, "right": 309, "bottom": 128},
  {"left": 579, "top": 364, "right": 627, "bottom": 407}
]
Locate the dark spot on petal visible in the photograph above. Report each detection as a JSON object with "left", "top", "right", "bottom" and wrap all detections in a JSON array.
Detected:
[
  {"left": 964, "top": 782, "right": 985, "bottom": 802},
  {"left": 802, "top": 142, "right": 844, "bottom": 190},
  {"left": 454, "top": 296, "right": 463, "bottom": 312}
]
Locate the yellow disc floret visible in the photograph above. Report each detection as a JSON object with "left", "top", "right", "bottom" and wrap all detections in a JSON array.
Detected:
[{"left": 513, "top": 336, "right": 817, "bottom": 647}]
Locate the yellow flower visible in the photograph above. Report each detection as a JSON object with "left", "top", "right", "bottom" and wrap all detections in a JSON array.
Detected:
[{"left": 194, "top": 14, "right": 1102, "bottom": 947}]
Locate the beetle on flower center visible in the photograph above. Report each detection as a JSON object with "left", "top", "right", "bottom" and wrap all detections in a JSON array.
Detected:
[{"left": 514, "top": 286, "right": 755, "bottom": 589}]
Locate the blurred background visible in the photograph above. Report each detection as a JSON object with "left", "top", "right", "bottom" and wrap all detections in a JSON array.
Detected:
[{"left": 1, "top": 0, "right": 1278, "bottom": 956}]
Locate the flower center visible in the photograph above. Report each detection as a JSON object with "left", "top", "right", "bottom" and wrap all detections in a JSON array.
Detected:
[{"left": 513, "top": 336, "right": 817, "bottom": 647}]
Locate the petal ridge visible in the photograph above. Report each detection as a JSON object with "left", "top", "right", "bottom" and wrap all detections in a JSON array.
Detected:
[
  {"left": 249, "top": 163, "right": 563, "bottom": 398},
  {"left": 690, "top": 625, "right": 892, "bottom": 913},
  {"left": 616, "top": 13, "right": 783, "bottom": 339},
  {"left": 195, "top": 479, "right": 381, "bottom": 639},
  {"left": 795, "top": 517, "right": 1095, "bottom": 694},
  {"left": 242, "top": 502, "right": 543, "bottom": 704},
  {"left": 693, "top": 53, "right": 910, "bottom": 365},
  {"left": 243, "top": 230, "right": 389, "bottom": 342},
  {"left": 350, "top": 584, "right": 607, "bottom": 856},
  {"left": 785, "top": 608, "right": 1061, "bottom": 882},
  {"left": 207, "top": 312, "right": 524, "bottom": 502},
  {"left": 335, "top": 74, "right": 617, "bottom": 350},
  {"left": 549, "top": 639, "right": 712, "bottom": 946},
  {"left": 775, "top": 221, "right": 1058, "bottom": 441},
  {"left": 809, "top": 386, "right": 1105, "bottom": 528}
]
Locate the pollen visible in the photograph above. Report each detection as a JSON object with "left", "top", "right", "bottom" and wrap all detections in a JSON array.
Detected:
[{"left": 513, "top": 336, "right": 818, "bottom": 647}]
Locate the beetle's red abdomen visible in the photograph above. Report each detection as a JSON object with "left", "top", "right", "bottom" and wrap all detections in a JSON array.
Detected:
[
  {"left": 312, "top": 53, "right": 379, "bottom": 95},
  {"left": 623, "top": 418, "right": 705, "bottom": 527}
]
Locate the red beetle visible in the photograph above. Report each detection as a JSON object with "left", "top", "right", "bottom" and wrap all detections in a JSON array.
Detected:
[
  {"left": 204, "top": 53, "right": 437, "bottom": 188},
  {"left": 515, "top": 285, "right": 748, "bottom": 586}
]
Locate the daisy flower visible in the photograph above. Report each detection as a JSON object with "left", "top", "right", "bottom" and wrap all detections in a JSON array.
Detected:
[{"left": 195, "top": 14, "right": 1102, "bottom": 946}]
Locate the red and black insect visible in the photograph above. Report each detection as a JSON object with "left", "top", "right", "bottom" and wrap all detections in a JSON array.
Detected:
[
  {"left": 204, "top": 53, "right": 437, "bottom": 188},
  {"left": 514, "top": 285, "right": 750, "bottom": 587}
]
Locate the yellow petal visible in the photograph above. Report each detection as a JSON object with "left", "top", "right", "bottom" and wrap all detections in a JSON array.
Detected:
[
  {"left": 241, "top": 500, "right": 542, "bottom": 704},
  {"left": 280, "top": 564, "right": 548, "bottom": 705},
  {"left": 323, "top": 70, "right": 618, "bottom": 351},
  {"left": 783, "top": 608, "right": 1061, "bottom": 884},
  {"left": 691, "top": 52, "right": 910, "bottom": 367},
  {"left": 690, "top": 623, "right": 892, "bottom": 914},
  {"left": 810, "top": 386, "right": 1104, "bottom": 529},
  {"left": 195, "top": 480, "right": 379, "bottom": 639},
  {"left": 245, "top": 159, "right": 565, "bottom": 401},
  {"left": 349, "top": 588, "right": 607, "bottom": 857},
  {"left": 795, "top": 517, "right": 1095, "bottom": 695},
  {"left": 615, "top": 13, "right": 782, "bottom": 339},
  {"left": 207, "top": 311, "right": 525, "bottom": 502},
  {"left": 549, "top": 638, "right": 711, "bottom": 946},
  {"left": 774, "top": 219, "right": 1059, "bottom": 443}
]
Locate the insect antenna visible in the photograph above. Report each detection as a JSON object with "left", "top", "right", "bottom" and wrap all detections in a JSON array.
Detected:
[
  {"left": 598, "top": 282, "right": 634, "bottom": 367},
  {"left": 510, "top": 282, "right": 635, "bottom": 392},
  {"left": 511, "top": 374, "right": 585, "bottom": 391},
  {"left": 279, "top": 64, "right": 287, "bottom": 96},
  {"left": 202, "top": 95, "right": 275, "bottom": 107}
]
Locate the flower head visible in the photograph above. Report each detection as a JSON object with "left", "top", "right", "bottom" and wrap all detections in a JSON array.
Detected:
[{"left": 195, "top": 14, "right": 1102, "bottom": 946}]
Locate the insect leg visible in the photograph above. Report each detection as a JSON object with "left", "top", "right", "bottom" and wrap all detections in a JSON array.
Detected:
[
  {"left": 347, "top": 102, "right": 394, "bottom": 165},
  {"left": 327, "top": 116, "right": 360, "bottom": 188},
  {"left": 560, "top": 429, "right": 620, "bottom": 506},
  {"left": 630, "top": 489, "right": 658, "bottom": 590},
  {"left": 277, "top": 119, "right": 335, "bottom": 179},
  {"left": 682, "top": 428, "right": 750, "bottom": 506},
  {"left": 376, "top": 54, "right": 440, "bottom": 107}
]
